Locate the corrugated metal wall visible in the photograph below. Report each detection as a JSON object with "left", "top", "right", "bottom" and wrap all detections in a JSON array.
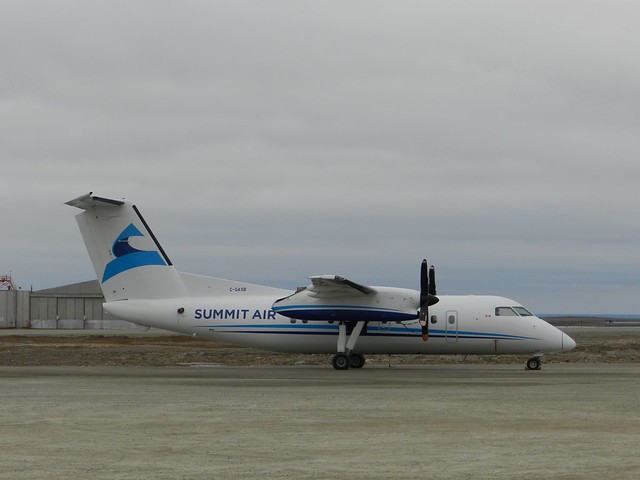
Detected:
[
  {"left": 0, "top": 290, "right": 30, "bottom": 328},
  {"left": 28, "top": 294, "right": 105, "bottom": 327},
  {"left": 0, "top": 281, "right": 106, "bottom": 328}
]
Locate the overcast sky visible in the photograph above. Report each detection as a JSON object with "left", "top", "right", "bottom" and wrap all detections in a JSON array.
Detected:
[{"left": 2, "top": 1, "right": 639, "bottom": 314}]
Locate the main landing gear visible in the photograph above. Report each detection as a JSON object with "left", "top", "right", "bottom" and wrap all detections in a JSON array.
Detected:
[
  {"left": 332, "top": 321, "right": 367, "bottom": 370},
  {"left": 332, "top": 352, "right": 366, "bottom": 370}
]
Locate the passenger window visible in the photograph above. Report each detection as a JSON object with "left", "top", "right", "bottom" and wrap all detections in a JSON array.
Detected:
[
  {"left": 430, "top": 315, "right": 437, "bottom": 324},
  {"left": 495, "top": 307, "right": 517, "bottom": 316},
  {"left": 448, "top": 315, "right": 455, "bottom": 324}
]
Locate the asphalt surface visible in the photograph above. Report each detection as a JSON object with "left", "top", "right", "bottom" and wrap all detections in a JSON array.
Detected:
[{"left": 2, "top": 362, "right": 640, "bottom": 480}]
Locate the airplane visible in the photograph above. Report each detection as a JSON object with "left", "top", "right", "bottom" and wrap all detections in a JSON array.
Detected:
[{"left": 66, "top": 192, "right": 576, "bottom": 370}]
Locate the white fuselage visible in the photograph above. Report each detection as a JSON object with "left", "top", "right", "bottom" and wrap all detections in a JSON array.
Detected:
[
  {"left": 104, "top": 289, "right": 575, "bottom": 356},
  {"left": 66, "top": 193, "right": 576, "bottom": 364}
]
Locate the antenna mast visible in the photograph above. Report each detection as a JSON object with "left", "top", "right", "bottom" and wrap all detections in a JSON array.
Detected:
[{"left": 0, "top": 272, "right": 17, "bottom": 290}]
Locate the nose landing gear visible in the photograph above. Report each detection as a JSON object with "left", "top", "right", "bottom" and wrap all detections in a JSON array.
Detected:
[{"left": 526, "top": 356, "right": 542, "bottom": 370}]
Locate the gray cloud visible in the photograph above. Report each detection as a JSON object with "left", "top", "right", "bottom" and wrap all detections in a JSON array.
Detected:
[{"left": 2, "top": 1, "right": 640, "bottom": 314}]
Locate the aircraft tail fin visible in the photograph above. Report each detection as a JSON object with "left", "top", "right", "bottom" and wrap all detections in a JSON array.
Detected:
[{"left": 66, "top": 193, "right": 189, "bottom": 302}]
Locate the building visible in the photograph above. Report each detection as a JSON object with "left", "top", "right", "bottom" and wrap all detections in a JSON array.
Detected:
[{"left": 0, "top": 280, "right": 139, "bottom": 329}]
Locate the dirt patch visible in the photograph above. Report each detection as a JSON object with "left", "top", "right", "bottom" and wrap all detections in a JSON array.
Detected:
[{"left": 2, "top": 331, "right": 639, "bottom": 367}]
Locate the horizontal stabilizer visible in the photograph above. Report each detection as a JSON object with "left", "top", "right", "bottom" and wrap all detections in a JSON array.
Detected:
[{"left": 66, "top": 192, "right": 125, "bottom": 210}]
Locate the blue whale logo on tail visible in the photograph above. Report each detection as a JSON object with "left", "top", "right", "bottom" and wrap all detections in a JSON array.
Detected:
[{"left": 102, "top": 223, "right": 167, "bottom": 282}]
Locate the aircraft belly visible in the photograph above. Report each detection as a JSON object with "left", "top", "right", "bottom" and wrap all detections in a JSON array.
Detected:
[
  {"left": 204, "top": 331, "right": 337, "bottom": 354},
  {"left": 195, "top": 327, "right": 470, "bottom": 354},
  {"left": 187, "top": 317, "right": 546, "bottom": 355}
]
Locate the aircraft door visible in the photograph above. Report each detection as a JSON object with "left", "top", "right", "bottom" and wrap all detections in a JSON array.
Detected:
[{"left": 445, "top": 310, "right": 458, "bottom": 343}]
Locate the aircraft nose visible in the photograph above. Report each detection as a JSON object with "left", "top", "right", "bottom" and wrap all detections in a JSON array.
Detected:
[{"left": 562, "top": 331, "right": 576, "bottom": 352}]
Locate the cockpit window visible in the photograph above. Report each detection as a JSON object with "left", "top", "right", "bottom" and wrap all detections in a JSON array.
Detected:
[
  {"left": 495, "top": 306, "right": 534, "bottom": 317},
  {"left": 513, "top": 306, "right": 533, "bottom": 317}
]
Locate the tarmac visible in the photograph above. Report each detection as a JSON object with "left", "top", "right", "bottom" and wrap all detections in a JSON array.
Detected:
[{"left": 2, "top": 361, "right": 640, "bottom": 480}]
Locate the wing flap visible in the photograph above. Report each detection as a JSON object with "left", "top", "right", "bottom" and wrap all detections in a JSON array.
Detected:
[{"left": 307, "top": 275, "right": 376, "bottom": 298}]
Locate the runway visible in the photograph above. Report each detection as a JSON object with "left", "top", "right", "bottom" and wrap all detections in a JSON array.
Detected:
[{"left": 2, "top": 363, "right": 640, "bottom": 480}]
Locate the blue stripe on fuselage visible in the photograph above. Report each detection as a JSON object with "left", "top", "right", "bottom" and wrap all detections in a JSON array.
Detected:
[
  {"left": 193, "top": 323, "right": 539, "bottom": 341},
  {"left": 271, "top": 305, "right": 417, "bottom": 322}
]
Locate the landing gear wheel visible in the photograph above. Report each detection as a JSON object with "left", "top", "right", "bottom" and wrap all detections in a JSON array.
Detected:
[
  {"left": 526, "top": 357, "right": 542, "bottom": 370},
  {"left": 332, "top": 353, "right": 350, "bottom": 370},
  {"left": 349, "top": 353, "right": 365, "bottom": 369}
]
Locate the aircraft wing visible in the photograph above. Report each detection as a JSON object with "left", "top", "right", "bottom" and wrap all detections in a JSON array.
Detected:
[{"left": 306, "top": 275, "right": 376, "bottom": 298}]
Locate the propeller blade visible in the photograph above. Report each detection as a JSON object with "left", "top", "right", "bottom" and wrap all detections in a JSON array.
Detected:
[
  {"left": 429, "top": 265, "right": 436, "bottom": 295},
  {"left": 419, "top": 259, "right": 429, "bottom": 341},
  {"left": 419, "top": 314, "right": 429, "bottom": 340}
]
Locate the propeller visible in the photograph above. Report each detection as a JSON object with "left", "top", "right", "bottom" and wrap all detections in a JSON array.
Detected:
[{"left": 419, "top": 259, "right": 439, "bottom": 341}]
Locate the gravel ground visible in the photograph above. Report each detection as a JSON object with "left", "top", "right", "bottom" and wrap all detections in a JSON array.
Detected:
[
  {"left": 1, "top": 326, "right": 638, "bottom": 367},
  {"left": 2, "top": 327, "right": 639, "bottom": 480}
]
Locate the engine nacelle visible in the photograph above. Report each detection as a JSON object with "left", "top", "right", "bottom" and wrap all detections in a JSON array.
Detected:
[{"left": 272, "top": 286, "right": 420, "bottom": 323}]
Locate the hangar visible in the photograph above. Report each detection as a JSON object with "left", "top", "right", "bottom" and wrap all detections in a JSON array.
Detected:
[{"left": 0, "top": 280, "right": 137, "bottom": 329}]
